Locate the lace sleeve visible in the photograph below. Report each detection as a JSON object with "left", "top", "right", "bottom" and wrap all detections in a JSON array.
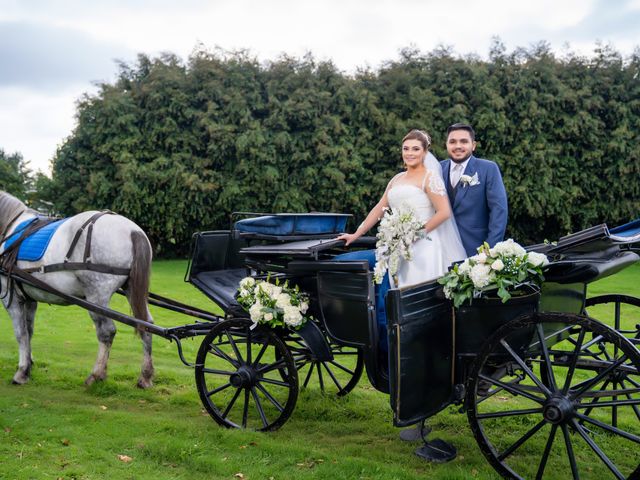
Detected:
[{"left": 427, "top": 171, "right": 447, "bottom": 196}]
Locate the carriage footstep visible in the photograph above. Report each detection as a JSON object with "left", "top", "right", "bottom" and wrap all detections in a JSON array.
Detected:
[
  {"left": 414, "top": 439, "right": 457, "bottom": 463},
  {"left": 398, "top": 423, "right": 432, "bottom": 442}
]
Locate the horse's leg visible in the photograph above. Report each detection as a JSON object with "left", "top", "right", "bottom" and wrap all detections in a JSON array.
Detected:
[
  {"left": 6, "top": 298, "right": 37, "bottom": 384},
  {"left": 84, "top": 291, "right": 117, "bottom": 386},
  {"left": 126, "top": 292, "right": 154, "bottom": 389}
]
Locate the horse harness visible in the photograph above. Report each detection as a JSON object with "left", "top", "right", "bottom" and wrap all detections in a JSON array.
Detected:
[{"left": 1, "top": 211, "right": 131, "bottom": 276}]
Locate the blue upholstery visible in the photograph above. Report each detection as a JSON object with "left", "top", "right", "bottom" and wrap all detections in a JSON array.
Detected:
[
  {"left": 235, "top": 214, "right": 348, "bottom": 236},
  {"left": 610, "top": 218, "right": 640, "bottom": 238},
  {"left": 2, "top": 218, "right": 68, "bottom": 261}
]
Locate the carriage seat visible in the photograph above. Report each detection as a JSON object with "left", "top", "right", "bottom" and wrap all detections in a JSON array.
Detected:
[
  {"left": 2, "top": 217, "right": 68, "bottom": 261},
  {"left": 188, "top": 268, "right": 247, "bottom": 315},
  {"left": 234, "top": 213, "right": 350, "bottom": 239}
]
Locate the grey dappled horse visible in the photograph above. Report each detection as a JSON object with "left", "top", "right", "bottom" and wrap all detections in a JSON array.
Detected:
[{"left": 0, "top": 191, "right": 154, "bottom": 388}]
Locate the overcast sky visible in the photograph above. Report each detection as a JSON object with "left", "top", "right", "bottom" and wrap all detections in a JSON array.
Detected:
[{"left": 1, "top": 0, "right": 639, "bottom": 174}]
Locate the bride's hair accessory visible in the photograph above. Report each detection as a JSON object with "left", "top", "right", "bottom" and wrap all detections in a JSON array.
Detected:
[{"left": 402, "top": 129, "right": 432, "bottom": 149}]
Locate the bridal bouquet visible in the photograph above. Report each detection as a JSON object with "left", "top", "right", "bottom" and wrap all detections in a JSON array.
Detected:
[
  {"left": 236, "top": 277, "right": 311, "bottom": 329},
  {"left": 438, "top": 239, "right": 549, "bottom": 308},
  {"left": 373, "top": 205, "right": 428, "bottom": 284}
]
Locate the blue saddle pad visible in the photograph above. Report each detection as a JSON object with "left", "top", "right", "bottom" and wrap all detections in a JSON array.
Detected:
[{"left": 2, "top": 218, "right": 68, "bottom": 261}]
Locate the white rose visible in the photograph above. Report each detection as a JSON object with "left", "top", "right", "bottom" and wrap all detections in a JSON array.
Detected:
[
  {"left": 458, "top": 259, "right": 471, "bottom": 275},
  {"left": 249, "top": 302, "right": 263, "bottom": 322},
  {"left": 264, "top": 312, "right": 273, "bottom": 321},
  {"left": 469, "top": 264, "right": 492, "bottom": 288},
  {"left": 491, "top": 259, "right": 505, "bottom": 271},
  {"left": 275, "top": 293, "right": 292, "bottom": 309},
  {"left": 527, "top": 251, "right": 549, "bottom": 267},
  {"left": 476, "top": 252, "right": 487, "bottom": 264},
  {"left": 240, "top": 277, "right": 255, "bottom": 289},
  {"left": 299, "top": 301, "right": 309, "bottom": 314},
  {"left": 283, "top": 306, "right": 303, "bottom": 327}
]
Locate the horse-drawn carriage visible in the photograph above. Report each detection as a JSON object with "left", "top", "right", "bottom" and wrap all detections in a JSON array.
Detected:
[{"left": 1, "top": 194, "right": 639, "bottom": 479}]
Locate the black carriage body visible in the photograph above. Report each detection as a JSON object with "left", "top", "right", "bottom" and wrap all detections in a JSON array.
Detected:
[{"left": 384, "top": 223, "right": 640, "bottom": 428}]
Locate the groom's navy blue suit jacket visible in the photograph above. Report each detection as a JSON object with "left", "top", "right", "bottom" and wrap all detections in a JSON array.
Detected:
[{"left": 441, "top": 155, "right": 508, "bottom": 257}]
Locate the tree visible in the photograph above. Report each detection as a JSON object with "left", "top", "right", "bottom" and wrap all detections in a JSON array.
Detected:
[{"left": 0, "top": 149, "right": 31, "bottom": 199}]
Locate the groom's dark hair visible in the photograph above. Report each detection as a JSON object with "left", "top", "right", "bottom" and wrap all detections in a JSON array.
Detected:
[{"left": 447, "top": 123, "right": 475, "bottom": 141}]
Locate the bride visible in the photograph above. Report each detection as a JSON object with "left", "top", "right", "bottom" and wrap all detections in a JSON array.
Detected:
[{"left": 338, "top": 129, "right": 466, "bottom": 287}]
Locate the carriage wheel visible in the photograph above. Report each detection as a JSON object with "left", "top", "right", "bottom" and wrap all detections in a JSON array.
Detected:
[
  {"left": 466, "top": 312, "right": 640, "bottom": 480},
  {"left": 195, "top": 318, "right": 298, "bottom": 431},
  {"left": 281, "top": 333, "right": 364, "bottom": 397},
  {"left": 585, "top": 294, "right": 640, "bottom": 342}
]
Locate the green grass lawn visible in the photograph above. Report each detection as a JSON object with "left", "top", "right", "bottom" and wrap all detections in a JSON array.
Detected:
[{"left": 0, "top": 260, "right": 638, "bottom": 480}]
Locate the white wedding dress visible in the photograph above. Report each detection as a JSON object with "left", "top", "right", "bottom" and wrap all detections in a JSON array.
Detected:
[{"left": 387, "top": 171, "right": 466, "bottom": 288}]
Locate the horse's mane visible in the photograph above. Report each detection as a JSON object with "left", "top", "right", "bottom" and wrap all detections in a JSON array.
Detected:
[{"left": 0, "top": 191, "right": 31, "bottom": 238}]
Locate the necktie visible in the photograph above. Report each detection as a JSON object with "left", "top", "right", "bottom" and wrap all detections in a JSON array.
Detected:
[{"left": 451, "top": 163, "right": 463, "bottom": 188}]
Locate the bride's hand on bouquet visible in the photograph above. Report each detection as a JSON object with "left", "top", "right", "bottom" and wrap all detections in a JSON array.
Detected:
[{"left": 336, "top": 233, "right": 359, "bottom": 246}]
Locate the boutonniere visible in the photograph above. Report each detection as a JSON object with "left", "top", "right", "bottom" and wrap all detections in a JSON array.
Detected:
[{"left": 459, "top": 172, "right": 480, "bottom": 187}]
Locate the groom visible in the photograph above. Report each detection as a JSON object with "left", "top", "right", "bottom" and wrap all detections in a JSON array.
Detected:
[{"left": 441, "top": 123, "right": 508, "bottom": 256}]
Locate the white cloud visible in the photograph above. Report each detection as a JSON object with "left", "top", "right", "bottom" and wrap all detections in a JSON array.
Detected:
[{"left": 0, "top": 85, "right": 88, "bottom": 174}]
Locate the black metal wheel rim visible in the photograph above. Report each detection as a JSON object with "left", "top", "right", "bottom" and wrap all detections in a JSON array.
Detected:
[
  {"left": 466, "top": 312, "right": 640, "bottom": 480},
  {"left": 280, "top": 332, "right": 364, "bottom": 397},
  {"left": 195, "top": 318, "right": 298, "bottom": 431}
]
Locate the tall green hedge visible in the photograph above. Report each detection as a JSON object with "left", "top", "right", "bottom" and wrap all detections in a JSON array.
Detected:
[{"left": 49, "top": 42, "right": 640, "bottom": 255}]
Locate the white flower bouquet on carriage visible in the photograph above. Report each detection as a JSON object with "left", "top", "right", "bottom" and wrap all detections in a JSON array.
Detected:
[
  {"left": 236, "top": 277, "right": 311, "bottom": 329},
  {"left": 373, "top": 205, "right": 428, "bottom": 284},
  {"left": 438, "top": 239, "right": 549, "bottom": 308}
]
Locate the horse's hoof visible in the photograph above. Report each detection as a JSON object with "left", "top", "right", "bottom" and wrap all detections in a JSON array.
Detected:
[
  {"left": 12, "top": 374, "right": 29, "bottom": 385},
  {"left": 84, "top": 374, "right": 105, "bottom": 386},
  {"left": 136, "top": 378, "right": 153, "bottom": 389}
]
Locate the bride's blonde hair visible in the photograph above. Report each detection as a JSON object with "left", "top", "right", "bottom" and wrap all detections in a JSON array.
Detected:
[{"left": 402, "top": 129, "right": 432, "bottom": 150}]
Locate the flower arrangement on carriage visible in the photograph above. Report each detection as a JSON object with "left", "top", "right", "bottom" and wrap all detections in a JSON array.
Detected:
[
  {"left": 439, "top": 239, "right": 549, "bottom": 308},
  {"left": 236, "top": 276, "right": 311, "bottom": 329}
]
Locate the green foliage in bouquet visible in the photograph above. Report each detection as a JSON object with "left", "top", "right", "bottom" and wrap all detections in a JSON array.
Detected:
[
  {"left": 236, "top": 276, "right": 311, "bottom": 329},
  {"left": 438, "top": 239, "right": 549, "bottom": 308}
]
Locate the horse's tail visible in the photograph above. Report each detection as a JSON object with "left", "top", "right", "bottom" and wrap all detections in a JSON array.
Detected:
[{"left": 129, "top": 230, "right": 152, "bottom": 332}]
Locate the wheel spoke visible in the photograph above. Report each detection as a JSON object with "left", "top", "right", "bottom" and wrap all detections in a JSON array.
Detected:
[
  {"left": 255, "top": 383, "right": 285, "bottom": 412},
  {"left": 302, "top": 362, "right": 315, "bottom": 388},
  {"left": 209, "top": 343, "right": 238, "bottom": 366},
  {"left": 500, "top": 339, "right": 553, "bottom": 398},
  {"left": 537, "top": 323, "right": 558, "bottom": 391},
  {"left": 562, "top": 327, "right": 586, "bottom": 395},
  {"left": 256, "top": 358, "right": 290, "bottom": 375},
  {"left": 574, "top": 412, "right": 640, "bottom": 444},
  {"left": 250, "top": 387, "right": 269, "bottom": 428},
  {"left": 251, "top": 341, "right": 270, "bottom": 368},
  {"left": 619, "top": 379, "right": 640, "bottom": 421},
  {"left": 226, "top": 329, "right": 245, "bottom": 363},
  {"left": 497, "top": 419, "right": 546, "bottom": 460},
  {"left": 317, "top": 361, "right": 325, "bottom": 391},
  {"left": 321, "top": 362, "right": 344, "bottom": 392},
  {"left": 207, "top": 382, "right": 233, "bottom": 397},
  {"left": 477, "top": 407, "right": 543, "bottom": 420},
  {"left": 201, "top": 367, "right": 236, "bottom": 376},
  {"left": 242, "top": 389, "right": 250, "bottom": 428},
  {"left": 576, "top": 398, "right": 640, "bottom": 409},
  {"left": 561, "top": 423, "right": 580, "bottom": 480},
  {"left": 257, "top": 376, "right": 293, "bottom": 388},
  {"left": 478, "top": 373, "right": 546, "bottom": 404},
  {"left": 246, "top": 328, "right": 252, "bottom": 364},
  {"left": 571, "top": 354, "right": 629, "bottom": 399},
  {"left": 571, "top": 419, "right": 626, "bottom": 480},
  {"left": 535, "top": 423, "right": 558, "bottom": 480},
  {"left": 222, "top": 388, "right": 242, "bottom": 418},
  {"left": 327, "top": 359, "right": 356, "bottom": 376}
]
